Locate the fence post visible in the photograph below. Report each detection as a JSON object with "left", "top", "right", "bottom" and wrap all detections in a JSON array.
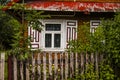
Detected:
[{"left": 0, "top": 52, "right": 5, "bottom": 80}]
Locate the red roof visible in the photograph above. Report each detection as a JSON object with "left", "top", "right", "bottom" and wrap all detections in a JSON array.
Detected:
[
  {"left": 2, "top": 0, "right": 19, "bottom": 11},
  {"left": 27, "top": 1, "right": 120, "bottom": 12}
]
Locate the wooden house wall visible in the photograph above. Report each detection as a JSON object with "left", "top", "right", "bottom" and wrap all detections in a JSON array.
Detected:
[
  {"left": 27, "top": 12, "right": 115, "bottom": 57},
  {"left": 27, "top": 11, "right": 115, "bottom": 49},
  {"left": 43, "top": 11, "right": 115, "bottom": 39}
]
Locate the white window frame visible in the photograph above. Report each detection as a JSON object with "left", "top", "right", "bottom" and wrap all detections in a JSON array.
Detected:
[{"left": 40, "top": 19, "right": 66, "bottom": 51}]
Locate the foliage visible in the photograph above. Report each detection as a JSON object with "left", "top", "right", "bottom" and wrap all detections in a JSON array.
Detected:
[
  {"left": 101, "top": 13, "right": 120, "bottom": 66},
  {"left": 0, "top": 11, "right": 20, "bottom": 51},
  {"left": 11, "top": 3, "right": 50, "bottom": 32},
  {"left": 0, "top": 1, "right": 49, "bottom": 59},
  {"left": 67, "top": 22, "right": 105, "bottom": 53},
  {"left": 67, "top": 13, "right": 120, "bottom": 79},
  {"left": 80, "top": 63, "right": 98, "bottom": 80},
  {"left": 99, "top": 13, "right": 120, "bottom": 78},
  {"left": 99, "top": 63, "right": 115, "bottom": 80},
  {"left": 68, "top": 63, "right": 115, "bottom": 80},
  {"left": 90, "top": 26, "right": 105, "bottom": 53},
  {"left": 67, "top": 22, "right": 91, "bottom": 53}
]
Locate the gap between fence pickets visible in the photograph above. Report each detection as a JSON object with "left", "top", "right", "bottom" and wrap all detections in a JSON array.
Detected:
[{"left": 0, "top": 52, "right": 5, "bottom": 80}]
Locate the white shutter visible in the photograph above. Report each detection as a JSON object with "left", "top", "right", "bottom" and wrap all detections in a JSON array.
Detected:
[
  {"left": 66, "top": 20, "right": 77, "bottom": 48},
  {"left": 90, "top": 20, "right": 101, "bottom": 33},
  {"left": 28, "top": 27, "right": 40, "bottom": 49}
]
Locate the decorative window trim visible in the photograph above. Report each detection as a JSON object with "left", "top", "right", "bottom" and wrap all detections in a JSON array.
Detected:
[
  {"left": 28, "top": 19, "right": 77, "bottom": 51},
  {"left": 90, "top": 20, "right": 101, "bottom": 33}
]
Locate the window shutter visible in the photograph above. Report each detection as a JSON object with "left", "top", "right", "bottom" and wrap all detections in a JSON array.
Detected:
[
  {"left": 28, "top": 27, "right": 40, "bottom": 49},
  {"left": 90, "top": 20, "right": 101, "bottom": 33},
  {"left": 66, "top": 20, "right": 77, "bottom": 48}
]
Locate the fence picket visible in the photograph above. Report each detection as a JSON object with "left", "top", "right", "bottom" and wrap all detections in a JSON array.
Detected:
[
  {"left": 54, "top": 52, "right": 58, "bottom": 80},
  {"left": 31, "top": 54, "right": 35, "bottom": 80},
  {"left": 95, "top": 53, "right": 99, "bottom": 79},
  {"left": 60, "top": 52, "right": 63, "bottom": 80},
  {"left": 100, "top": 53, "right": 103, "bottom": 62},
  {"left": 90, "top": 53, "right": 94, "bottom": 64},
  {"left": 20, "top": 61, "right": 24, "bottom": 80},
  {"left": 13, "top": 56, "right": 17, "bottom": 80},
  {"left": 70, "top": 52, "right": 74, "bottom": 78},
  {"left": 0, "top": 53, "right": 5, "bottom": 80},
  {"left": 49, "top": 52, "right": 52, "bottom": 80},
  {"left": 65, "top": 52, "right": 68, "bottom": 80},
  {"left": 37, "top": 53, "right": 41, "bottom": 80},
  {"left": 75, "top": 53, "right": 78, "bottom": 75},
  {"left": 43, "top": 52, "right": 46, "bottom": 80},
  {"left": 80, "top": 53, "right": 84, "bottom": 75},
  {"left": 85, "top": 53, "right": 89, "bottom": 71},
  {"left": 26, "top": 60, "right": 30, "bottom": 80}
]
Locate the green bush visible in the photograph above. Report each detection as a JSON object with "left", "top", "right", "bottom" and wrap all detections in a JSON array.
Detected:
[{"left": 68, "top": 63, "right": 115, "bottom": 80}]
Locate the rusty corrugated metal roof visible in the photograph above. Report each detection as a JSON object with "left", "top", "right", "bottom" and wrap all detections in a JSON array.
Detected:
[{"left": 27, "top": 1, "right": 120, "bottom": 12}]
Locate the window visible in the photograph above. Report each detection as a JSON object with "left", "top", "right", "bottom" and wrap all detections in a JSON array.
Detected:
[
  {"left": 40, "top": 20, "right": 66, "bottom": 51},
  {"left": 29, "top": 20, "right": 77, "bottom": 51},
  {"left": 45, "top": 24, "right": 61, "bottom": 48}
]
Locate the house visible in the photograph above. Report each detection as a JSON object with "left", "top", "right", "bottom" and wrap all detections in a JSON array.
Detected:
[
  {"left": 2, "top": 0, "right": 120, "bottom": 52},
  {"left": 26, "top": 0, "right": 120, "bottom": 52},
  {"left": 2, "top": 0, "right": 120, "bottom": 80}
]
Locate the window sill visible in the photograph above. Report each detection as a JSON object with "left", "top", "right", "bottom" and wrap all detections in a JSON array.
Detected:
[{"left": 41, "top": 48, "right": 65, "bottom": 52}]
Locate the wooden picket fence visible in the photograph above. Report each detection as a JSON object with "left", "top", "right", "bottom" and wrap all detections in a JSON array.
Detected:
[
  {"left": 0, "top": 52, "right": 5, "bottom": 80},
  {"left": 0, "top": 51, "right": 103, "bottom": 80}
]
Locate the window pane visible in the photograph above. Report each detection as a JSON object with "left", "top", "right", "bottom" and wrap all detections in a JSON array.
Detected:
[
  {"left": 45, "top": 24, "right": 61, "bottom": 31},
  {"left": 45, "top": 34, "right": 52, "bottom": 47},
  {"left": 54, "top": 34, "right": 61, "bottom": 47}
]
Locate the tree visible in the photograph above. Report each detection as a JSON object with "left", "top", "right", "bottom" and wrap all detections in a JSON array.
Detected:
[
  {"left": 67, "top": 13, "right": 120, "bottom": 79},
  {"left": 0, "top": 11, "right": 20, "bottom": 50},
  {"left": 0, "top": 2, "right": 49, "bottom": 80},
  {"left": 100, "top": 13, "right": 120, "bottom": 78}
]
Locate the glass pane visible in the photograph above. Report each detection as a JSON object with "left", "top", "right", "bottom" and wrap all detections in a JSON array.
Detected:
[
  {"left": 54, "top": 34, "right": 61, "bottom": 47},
  {"left": 45, "top": 34, "right": 52, "bottom": 47},
  {"left": 45, "top": 24, "right": 61, "bottom": 31}
]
